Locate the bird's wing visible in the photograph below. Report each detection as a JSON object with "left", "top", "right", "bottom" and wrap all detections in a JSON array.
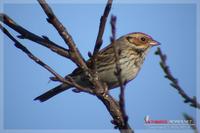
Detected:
[{"left": 69, "top": 43, "right": 114, "bottom": 76}]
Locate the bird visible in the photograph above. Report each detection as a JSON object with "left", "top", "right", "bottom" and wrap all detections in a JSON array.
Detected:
[{"left": 34, "top": 32, "right": 160, "bottom": 102}]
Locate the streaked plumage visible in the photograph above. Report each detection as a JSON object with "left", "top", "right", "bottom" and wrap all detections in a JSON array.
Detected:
[{"left": 34, "top": 32, "right": 160, "bottom": 102}]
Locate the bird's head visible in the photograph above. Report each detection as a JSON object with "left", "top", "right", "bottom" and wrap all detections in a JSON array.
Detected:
[{"left": 122, "top": 32, "right": 160, "bottom": 51}]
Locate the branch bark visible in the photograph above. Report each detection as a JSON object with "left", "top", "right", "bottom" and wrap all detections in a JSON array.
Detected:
[
  {"left": 93, "top": 0, "right": 113, "bottom": 55},
  {"left": 0, "top": 24, "right": 91, "bottom": 94},
  {"left": 155, "top": 47, "right": 200, "bottom": 109},
  {"left": 0, "top": 13, "right": 69, "bottom": 58},
  {"left": 110, "top": 15, "right": 133, "bottom": 133},
  {"left": 37, "top": 0, "right": 87, "bottom": 69}
]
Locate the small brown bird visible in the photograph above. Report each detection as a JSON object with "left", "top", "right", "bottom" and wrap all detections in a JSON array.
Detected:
[{"left": 34, "top": 32, "right": 160, "bottom": 102}]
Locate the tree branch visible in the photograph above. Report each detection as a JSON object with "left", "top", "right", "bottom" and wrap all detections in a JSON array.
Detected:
[
  {"left": 93, "top": 0, "right": 113, "bottom": 55},
  {"left": 37, "top": 0, "right": 132, "bottom": 130},
  {"left": 155, "top": 47, "right": 200, "bottom": 109},
  {"left": 37, "top": 0, "right": 102, "bottom": 93},
  {"left": 1, "top": 0, "right": 134, "bottom": 132},
  {"left": 0, "top": 24, "right": 92, "bottom": 94},
  {"left": 38, "top": 0, "right": 88, "bottom": 70},
  {"left": 110, "top": 15, "right": 133, "bottom": 133},
  {"left": 0, "top": 13, "right": 70, "bottom": 58},
  {"left": 88, "top": 0, "right": 113, "bottom": 93}
]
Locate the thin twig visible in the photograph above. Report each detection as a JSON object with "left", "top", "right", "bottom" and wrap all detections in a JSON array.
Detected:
[
  {"left": 38, "top": 0, "right": 88, "bottom": 70},
  {"left": 0, "top": 13, "right": 69, "bottom": 58},
  {"left": 0, "top": 24, "right": 91, "bottom": 94},
  {"left": 37, "top": 0, "right": 108, "bottom": 95},
  {"left": 155, "top": 47, "right": 200, "bottom": 109},
  {"left": 93, "top": 0, "right": 113, "bottom": 55},
  {"left": 110, "top": 15, "right": 133, "bottom": 133},
  {"left": 110, "top": 15, "right": 116, "bottom": 43},
  {"left": 89, "top": 0, "right": 113, "bottom": 94}
]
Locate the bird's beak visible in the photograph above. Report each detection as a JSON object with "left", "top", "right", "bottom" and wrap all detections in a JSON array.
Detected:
[{"left": 149, "top": 40, "right": 161, "bottom": 46}]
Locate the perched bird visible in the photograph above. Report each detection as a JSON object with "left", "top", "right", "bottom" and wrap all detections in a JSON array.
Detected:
[{"left": 34, "top": 32, "right": 160, "bottom": 102}]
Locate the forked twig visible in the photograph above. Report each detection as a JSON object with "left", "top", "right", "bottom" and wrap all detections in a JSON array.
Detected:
[
  {"left": 38, "top": 0, "right": 108, "bottom": 94},
  {"left": 38, "top": 0, "right": 88, "bottom": 69},
  {"left": 0, "top": 13, "right": 69, "bottom": 58},
  {"left": 0, "top": 24, "right": 90, "bottom": 93}
]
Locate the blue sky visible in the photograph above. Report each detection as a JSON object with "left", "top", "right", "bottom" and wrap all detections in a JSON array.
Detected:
[{"left": 0, "top": 0, "right": 199, "bottom": 133}]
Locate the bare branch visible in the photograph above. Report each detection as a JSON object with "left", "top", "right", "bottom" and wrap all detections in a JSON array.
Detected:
[
  {"left": 0, "top": 24, "right": 91, "bottom": 94},
  {"left": 89, "top": 0, "right": 113, "bottom": 92},
  {"left": 37, "top": 0, "right": 128, "bottom": 129},
  {"left": 37, "top": 0, "right": 104, "bottom": 94},
  {"left": 0, "top": 13, "right": 69, "bottom": 58},
  {"left": 97, "top": 92, "right": 124, "bottom": 127},
  {"left": 110, "top": 15, "right": 132, "bottom": 133},
  {"left": 110, "top": 15, "right": 116, "bottom": 43},
  {"left": 155, "top": 47, "right": 200, "bottom": 109},
  {"left": 37, "top": 0, "right": 133, "bottom": 131},
  {"left": 93, "top": 0, "right": 113, "bottom": 55},
  {"left": 37, "top": 0, "right": 88, "bottom": 70}
]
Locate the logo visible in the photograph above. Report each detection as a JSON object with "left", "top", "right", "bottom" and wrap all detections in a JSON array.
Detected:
[{"left": 144, "top": 115, "right": 195, "bottom": 129}]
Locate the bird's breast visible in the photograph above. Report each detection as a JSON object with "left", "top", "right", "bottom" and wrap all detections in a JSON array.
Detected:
[{"left": 97, "top": 50, "right": 146, "bottom": 88}]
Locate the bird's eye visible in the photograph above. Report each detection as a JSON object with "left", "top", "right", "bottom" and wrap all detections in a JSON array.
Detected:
[{"left": 141, "top": 37, "right": 146, "bottom": 42}]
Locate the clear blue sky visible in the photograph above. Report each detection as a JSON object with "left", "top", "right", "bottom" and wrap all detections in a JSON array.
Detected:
[{"left": 1, "top": 0, "right": 199, "bottom": 133}]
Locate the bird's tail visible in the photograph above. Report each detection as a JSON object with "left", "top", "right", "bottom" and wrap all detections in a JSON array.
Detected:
[{"left": 34, "top": 84, "right": 72, "bottom": 102}]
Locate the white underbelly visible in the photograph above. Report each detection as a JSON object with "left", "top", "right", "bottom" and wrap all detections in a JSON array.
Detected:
[{"left": 98, "top": 60, "right": 141, "bottom": 87}]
